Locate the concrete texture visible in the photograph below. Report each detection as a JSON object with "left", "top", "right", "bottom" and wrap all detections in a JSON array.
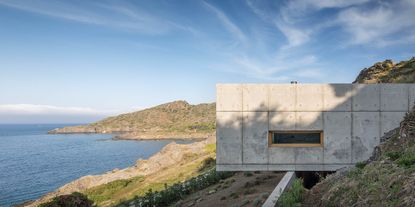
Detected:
[
  {"left": 296, "top": 112, "right": 323, "bottom": 130},
  {"left": 295, "top": 147, "right": 323, "bottom": 164},
  {"left": 216, "top": 84, "right": 242, "bottom": 112},
  {"left": 243, "top": 112, "right": 269, "bottom": 164},
  {"left": 216, "top": 112, "right": 242, "bottom": 164},
  {"left": 269, "top": 84, "right": 296, "bottom": 111},
  {"left": 380, "top": 84, "right": 408, "bottom": 111},
  {"left": 352, "top": 112, "right": 380, "bottom": 162},
  {"left": 268, "top": 147, "right": 296, "bottom": 164},
  {"left": 323, "top": 112, "right": 352, "bottom": 164},
  {"left": 352, "top": 84, "right": 380, "bottom": 111},
  {"left": 409, "top": 84, "right": 415, "bottom": 110},
  {"left": 243, "top": 84, "right": 268, "bottom": 111},
  {"left": 323, "top": 84, "right": 353, "bottom": 111},
  {"left": 269, "top": 112, "right": 296, "bottom": 130},
  {"left": 297, "top": 84, "right": 323, "bottom": 111},
  {"left": 381, "top": 112, "right": 407, "bottom": 135},
  {"left": 216, "top": 84, "right": 412, "bottom": 171}
]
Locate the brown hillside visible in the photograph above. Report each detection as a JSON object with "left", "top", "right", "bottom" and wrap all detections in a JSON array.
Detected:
[{"left": 49, "top": 100, "right": 216, "bottom": 139}]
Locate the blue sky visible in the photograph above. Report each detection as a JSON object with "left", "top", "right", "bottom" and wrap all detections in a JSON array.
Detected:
[{"left": 0, "top": 0, "right": 414, "bottom": 123}]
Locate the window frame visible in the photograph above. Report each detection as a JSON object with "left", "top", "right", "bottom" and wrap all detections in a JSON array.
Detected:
[{"left": 268, "top": 130, "right": 324, "bottom": 147}]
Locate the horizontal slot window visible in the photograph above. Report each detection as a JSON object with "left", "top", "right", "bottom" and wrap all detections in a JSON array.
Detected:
[{"left": 269, "top": 131, "right": 323, "bottom": 147}]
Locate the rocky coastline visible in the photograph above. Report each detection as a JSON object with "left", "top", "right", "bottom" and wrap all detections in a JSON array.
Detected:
[
  {"left": 48, "top": 126, "right": 210, "bottom": 141},
  {"left": 22, "top": 133, "right": 216, "bottom": 207}
]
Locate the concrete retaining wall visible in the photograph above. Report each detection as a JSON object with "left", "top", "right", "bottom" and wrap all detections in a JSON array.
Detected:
[{"left": 217, "top": 84, "right": 414, "bottom": 171}]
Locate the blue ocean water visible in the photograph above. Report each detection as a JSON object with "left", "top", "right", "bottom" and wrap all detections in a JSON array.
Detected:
[{"left": 0, "top": 124, "right": 192, "bottom": 207}]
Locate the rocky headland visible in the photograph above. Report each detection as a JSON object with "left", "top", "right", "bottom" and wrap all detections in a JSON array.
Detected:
[{"left": 48, "top": 100, "right": 216, "bottom": 140}]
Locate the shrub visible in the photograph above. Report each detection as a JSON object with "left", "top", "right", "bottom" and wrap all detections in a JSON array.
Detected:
[
  {"left": 243, "top": 188, "right": 257, "bottom": 195},
  {"left": 198, "top": 157, "right": 215, "bottom": 172},
  {"left": 205, "top": 143, "right": 216, "bottom": 153},
  {"left": 39, "top": 192, "right": 95, "bottom": 207},
  {"left": 243, "top": 172, "right": 253, "bottom": 177},
  {"left": 385, "top": 151, "right": 402, "bottom": 160},
  {"left": 240, "top": 199, "right": 250, "bottom": 206},
  {"left": 230, "top": 192, "right": 239, "bottom": 199},
  {"left": 277, "top": 179, "right": 305, "bottom": 207},
  {"left": 397, "top": 148, "right": 415, "bottom": 168},
  {"left": 252, "top": 197, "right": 262, "bottom": 207},
  {"left": 259, "top": 192, "right": 269, "bottom": 199},
  {"left": 355, "top": 161, "right": 367, "bottom": 169}
]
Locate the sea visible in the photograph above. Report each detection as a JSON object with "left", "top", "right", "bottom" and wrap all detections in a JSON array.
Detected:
[{"left": 0, "top": 124, "right": 193, "bottom": 207}]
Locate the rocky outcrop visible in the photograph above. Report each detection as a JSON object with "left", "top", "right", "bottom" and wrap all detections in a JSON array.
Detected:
[{"left": 354, "top": 57, "right": 415, "bottom": 83}]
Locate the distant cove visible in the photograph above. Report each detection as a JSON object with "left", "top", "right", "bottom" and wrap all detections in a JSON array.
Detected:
[{"left": 0, "top": 124, "right": 194, "bottom": 207}]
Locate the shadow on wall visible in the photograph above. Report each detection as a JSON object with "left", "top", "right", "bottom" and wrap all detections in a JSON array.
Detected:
[{"left": 216, "top": 84, "right": 412, "bottom": 170}]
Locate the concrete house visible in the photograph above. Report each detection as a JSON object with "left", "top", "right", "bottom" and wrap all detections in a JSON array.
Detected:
[{"left": 216, "top": 84, "right": 415, "bottom": 171}]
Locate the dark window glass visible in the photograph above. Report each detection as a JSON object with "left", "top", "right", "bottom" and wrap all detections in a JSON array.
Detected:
[{"left": 272, "top": 132, "right": 321, "bottom": 144}]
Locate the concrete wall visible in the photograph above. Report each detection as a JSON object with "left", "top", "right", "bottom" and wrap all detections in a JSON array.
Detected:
[{"left": 216, "top": 84, "right": 414, "bottom": 171}]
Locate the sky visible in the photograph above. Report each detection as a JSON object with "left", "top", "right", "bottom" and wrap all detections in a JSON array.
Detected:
[{"left": 0, "top": 0, "right": 414, "bottom": 123}]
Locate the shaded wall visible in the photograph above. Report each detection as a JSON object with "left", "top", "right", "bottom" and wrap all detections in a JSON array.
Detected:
[{"left": 216, "top": 84, "right": 415, "bottom": 171}]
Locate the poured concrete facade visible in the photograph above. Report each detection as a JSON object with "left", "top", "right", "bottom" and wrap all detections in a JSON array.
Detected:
[{"left": 216, "top": 84, "right": 415, "bottom": 171}]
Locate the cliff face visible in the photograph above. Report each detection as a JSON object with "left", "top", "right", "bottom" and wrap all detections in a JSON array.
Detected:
[
  {"left": 49, "top": 101, "right": 216, "bottom": 139},
  {"left": 354, "top": 57, "right": 415, "bottom": 83}
]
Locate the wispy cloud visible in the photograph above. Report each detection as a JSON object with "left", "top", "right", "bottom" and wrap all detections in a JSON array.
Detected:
[
  {"left": 0, "top": 0, "right": 186, "bottom": 34},
  {"left": 281, "top": 0, "right": 370, "bottom": 22},
  {"left": 246, "top": 0, "right": 312, "bottom": 48},
  {"left": 202, "top": 1, "right": 247, "bottom": 43},
  {"left": 212, "top": 51, "right": 324, "bottom": 81}
]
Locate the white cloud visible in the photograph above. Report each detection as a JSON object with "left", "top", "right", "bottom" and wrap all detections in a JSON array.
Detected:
[
  {"left": 202, "top": 1, "right": 247, "bottom": 43},
  {"left": 0, "top": 104, "right": 120, "bottom": 116},
  {"left": 337, "top": 0, "right": 415, "bottom": 46}
]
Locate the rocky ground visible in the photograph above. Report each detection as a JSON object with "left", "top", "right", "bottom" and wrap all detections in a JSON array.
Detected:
[{"left": 176, "top": 172, "right": 283, "bottom": 207}]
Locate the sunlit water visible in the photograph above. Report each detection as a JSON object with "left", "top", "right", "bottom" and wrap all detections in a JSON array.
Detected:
[{"left": 0, "top": 124, "right": 193, "bottom": 207}]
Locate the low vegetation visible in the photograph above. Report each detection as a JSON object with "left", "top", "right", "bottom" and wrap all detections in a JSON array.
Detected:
[
  {"left": 278, "top": 179, "right": 305, "bottom": 207},
  {"left": 116, "top": 168, "right": 234, "bottom": 207},
  {"left": 38, "top": 192, "right": 95, "bottom": 207}
]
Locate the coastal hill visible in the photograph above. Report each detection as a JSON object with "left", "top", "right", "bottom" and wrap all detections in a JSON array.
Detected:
[
  {"left": 36, "top": 57, "right": 415, "bottom": 207},
  {"left": 49, "top": 100, "right": 216, "bottom": 139},
  {"left": 354, "top": 57, "right": 415, "bottom": 83}
]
